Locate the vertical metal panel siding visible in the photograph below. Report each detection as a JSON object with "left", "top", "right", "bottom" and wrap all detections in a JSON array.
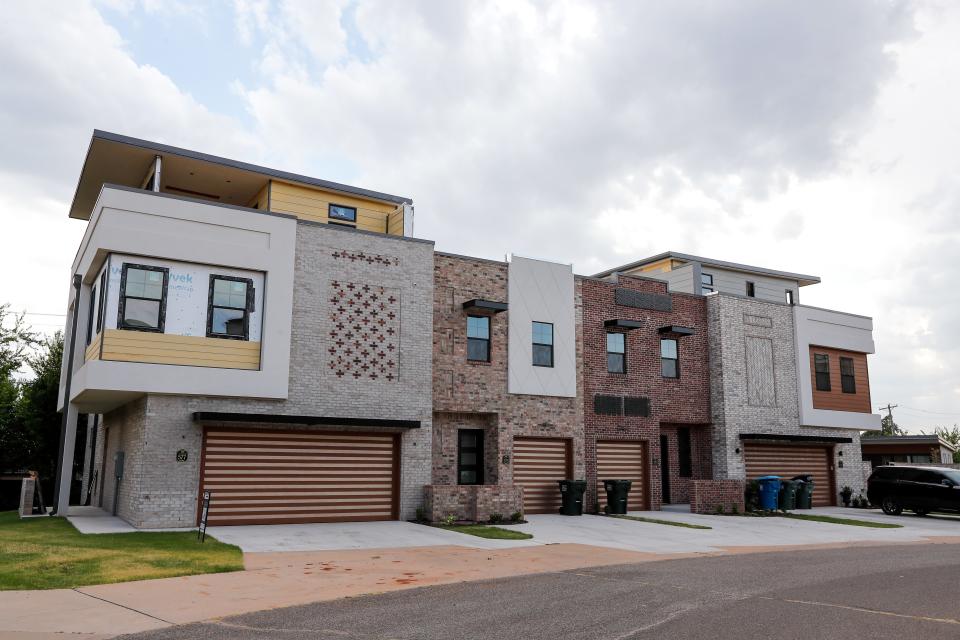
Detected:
[
  {"left": 743, "top": 443, "right": 835, "bottom": 506},
  {"left": 199, "top": 429, "right": 398, "bottom": 525},
  {"left": 513, "top": 437, "right": 571, "bottom": 514},
  {"left": 596, "top": 441, "right": 647, "bottom": 511}
]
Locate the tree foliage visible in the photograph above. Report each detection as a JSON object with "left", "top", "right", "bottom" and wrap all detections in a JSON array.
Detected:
[
  {"left": 930, "top": 425, "right": 960, "bottom": 464},
  {"left": 863, "top": 414, "right": 905, "bottom": 438}
]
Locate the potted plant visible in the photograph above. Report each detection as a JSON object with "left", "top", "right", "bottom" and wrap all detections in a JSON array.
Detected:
[{"left": 840, "top": 485, "right": 853, "bottom": 507}]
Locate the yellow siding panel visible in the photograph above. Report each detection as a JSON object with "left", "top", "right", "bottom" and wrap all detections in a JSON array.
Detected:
[
  {"left": 387, "top": 207, "right": 404, "bottom": 236},
  {"left": 247, "top": 182, "right": 270, "bottom": 210},
  {"left": 100, "top": 330, "right": 261, "bottom": 370},
  {"left": 85, "top": 333, "right": 102, "bottom": 362},
  {"left": 268, "top": 181, "right": 401, "bottom": 234}
]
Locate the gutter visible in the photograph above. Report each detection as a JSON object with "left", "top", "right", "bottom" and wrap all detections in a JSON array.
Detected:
[{"left": 51, "top": 274, "right": 81, "bottom": 515}]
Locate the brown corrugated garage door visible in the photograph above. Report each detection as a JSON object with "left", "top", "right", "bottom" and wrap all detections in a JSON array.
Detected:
[
  {"left": 513, "top": 437, "right": 571, "bottom": 514},
  {"left": 743, "top": 443, "right": 835, "bottom": 506},
  {"left": 596, "top": 440, "right": 648, "bottom": 512},
  {"left": 199, "top": 429, "right": 398, "bottom": 525}
]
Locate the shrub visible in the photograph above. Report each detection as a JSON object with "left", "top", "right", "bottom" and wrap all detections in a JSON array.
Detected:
[
  {"left": 715, "top": 504, "right": 725, "bottom": 515},
  {"left": 415, "top": 506, "right": 427, "bottom": 522},
  {"left": 730, "top": 504, "right": 739, "bottom": 515},
  {"left": 744, "top": 480, "right": 760, "bottom": 512},
  {"left": 443, "top": 513, "right": 457, "bottom": 526},
  {"left": 510, "top": 511, "right": 523, "bottom": 523},
  {"left": 489, "top": 513, "right": 503, "bottom": 524}
]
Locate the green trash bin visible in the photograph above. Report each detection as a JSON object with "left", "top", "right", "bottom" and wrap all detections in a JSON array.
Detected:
[
  {"left": 603, "top": 479, "right": 633, "bottom": 514},
  {"left": 558, "top": 480, "right": 587, "bottom": 516},
  {"left": 792, "top": 475, "right": 814, "bottom": 509},
  {"left": 778, "top": 479, "right": 799, "bottom": 511}
]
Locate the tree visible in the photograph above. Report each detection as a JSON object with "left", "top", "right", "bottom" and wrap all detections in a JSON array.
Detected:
[
  {"left": 863, "top": 414, "right": 905, "bottom": 438},
  {"left": 930, "top": 425, "right": 960, "bottom": 464},
  {"left": 16, "top": 332, "right": 64, "bottom": 481},
  {"left": 0, "top": 304, "right": 38, "bottom": 379}
]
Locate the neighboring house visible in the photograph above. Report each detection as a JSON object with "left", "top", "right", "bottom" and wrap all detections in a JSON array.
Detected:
[
  {"left": 580, "top": 273, "right": 711, "bottom": 511},
  {"left": 428, "top": 253, "right": 583, "bottom": 520},
  {"left": 595, "top": 255, "right": 881, "bottom": 506},
  {"left": 862, "top": 435, "right": 957, "bottom": 468}
]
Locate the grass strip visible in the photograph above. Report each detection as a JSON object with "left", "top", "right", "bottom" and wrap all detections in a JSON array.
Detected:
[
  {"left": 0, "top": 511, "right": 243, "bottom": 590},
  {"left": 780, "top": 513, "right": 902, "bottom": 529},
  {"left": 609, "top": 514, "right": 712, "bottom": 530},
  {"left": 438, "top": 524, "right": 533, "bottom": 540}
]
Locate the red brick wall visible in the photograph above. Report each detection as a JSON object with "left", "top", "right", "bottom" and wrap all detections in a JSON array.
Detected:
[
  {"left": 659, "top": 423, "right": 713, "bottom": 504},
  {"left": 425, "top": 484, "right": 524, "bottom": 523},
  {"left": 581, "top": 274, "right": 711, "bottom": 511},
  {"left": 691, "top": 480, "right": 744, "bottom": 514},
  {"left": 432, "top": 254, "right": 584, "bottom": 496}
]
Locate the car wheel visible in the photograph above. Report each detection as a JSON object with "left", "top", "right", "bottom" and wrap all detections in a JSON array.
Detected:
[
  {"left": 913, "top": 508, "right": 930, "bottom": 517},
  {"left": 881, "top": 496, "right": 903, "bottom": 516}
]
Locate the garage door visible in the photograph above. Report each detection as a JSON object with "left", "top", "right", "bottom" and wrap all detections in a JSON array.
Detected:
[
  {"left": 513, "top": 437, "right": 571, "bottom": 514},
  {"left": 596, "top": 440, "right": 648, "bottom": 512},
  {"left": 199, "top": 429, "right": 398, "bottom": 525},
  {"left": 743, "top": 443, "right": 835, "bottom": 507}
]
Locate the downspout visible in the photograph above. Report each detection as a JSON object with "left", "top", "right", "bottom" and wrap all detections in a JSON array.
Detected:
[{"left": 51, "top": 274, "right": 82, "bottom": 515}]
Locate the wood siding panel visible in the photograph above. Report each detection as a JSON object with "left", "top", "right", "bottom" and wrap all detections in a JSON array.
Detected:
[
  {"left": 268, "top": 181, "right": 401, "bottom": 234},
  {"left": 387, "top": 207, "right": 404, "bottom": 236},
  {"left": 513, "top": 437, "right": 571, "bottom": 515},
  {"left": 596, "top": 440, "right": 648, "bottom": 511},
  {"left": 85, "top": 333, "right": 102, "bottom": 362},
  {"left": 809, "top": 347, "right": 871, "bottom": 413},
  {"left": 199, "top": 429, "right": 398, "bottom": 525},
  {"left": 744, "top": 443, "right": 835, "bottom": 506},
  {"left": 100, "top": 329, "right": 260, "bottom": 370}
]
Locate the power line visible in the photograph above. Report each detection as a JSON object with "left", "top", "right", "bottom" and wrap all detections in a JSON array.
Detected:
[
  {"left": 878, "top": 403, "right": 897, "bottom": 423},
  {"left": 899, "top": 405, "right": 960, "bottom": 417}
]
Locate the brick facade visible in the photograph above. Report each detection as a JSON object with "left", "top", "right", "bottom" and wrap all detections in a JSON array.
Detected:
[
  {"left": 424, "top": 485, "right": 524, "bottom": 523},
  {"left": 581, "top": 274, "right": 711, "bottom": 511},
  {"left": 691, "top": 479, "right": 745, "bottom": 514},
  {"left": 431, "top": 253, "right": 583, "bottom": 521}
]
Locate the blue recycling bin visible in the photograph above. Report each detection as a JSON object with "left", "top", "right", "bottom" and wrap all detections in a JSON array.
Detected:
[{"left": 757, "top": 476, "right": 782, "bottom": 511}]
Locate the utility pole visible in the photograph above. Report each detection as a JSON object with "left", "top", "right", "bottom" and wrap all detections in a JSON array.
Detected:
[{"left": 878, "top": 403, "right": 898, "bottom": 422}]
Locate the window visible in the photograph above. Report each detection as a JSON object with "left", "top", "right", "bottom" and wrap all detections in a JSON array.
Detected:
[
  {"left": 606, "top": 332, "right": 626, "bottom": 373},
  {"left": 466, "top": 315, "right": 490, "bottom": 362},
  {"left": 207, "top": 276, "right": 253, "bottom": 339},
  {"left": 118, "top": 264, "right": 168, "bottom": 332},
  {"left": 814, "top": 353, "right": 831, "bottom": 391},
  {"left": 700, "top": 272, "right": 714, "bottom": 294},
  {"left": 677, "top": 427, "right": 692, "bottom": 478},
  {"left": 745, "top": 281, "right": 755, "bottom": 297},
  {"left": 532, "top": 321, "right": 554, "bottom": 367},
  {"left": 85, "top": 283, "right": 97, "bottom": 345},
  {"left": 457, "top": 429, "right": 484, "bottom": 485},
  {"left": 96, "top": 270, "right": 106, "bottom": 334},
  {"left": 785, "top": 289, "right": 795, "bottom": 305},
  {"left": 328, "top": 204, "right": 357, "bottom": 224},
  {"left": 660, "top": 338, "right": 678, "bottom": 378},
  {"left": 839, "top": 357, "right": 856, "bottom": 394}
]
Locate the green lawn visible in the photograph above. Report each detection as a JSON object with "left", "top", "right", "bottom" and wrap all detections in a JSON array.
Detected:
[
  {"left": 608, "top": 514, "right": 712, "bottom": 530},
  {"left": 0, "top": 511, "right": 244, "bottom": 590},
  {"left": 781, "top": 513, "right": 903, "bottom": 529},
  {"left": 439, "top": 524, "right": 534, "bottom": 540}
]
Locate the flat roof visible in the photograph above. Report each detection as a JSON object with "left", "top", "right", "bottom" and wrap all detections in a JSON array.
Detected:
[
  {"left": 862, "top": 435, "right": 956, "bottom": 451},
  {"left": 68, "top": 130, "right": 412, "bottom": 219},
  {"left": 593, "top": 250, "right": 821, "bottom": 287}
]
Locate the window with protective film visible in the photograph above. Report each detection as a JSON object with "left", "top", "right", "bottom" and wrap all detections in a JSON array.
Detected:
[{"left": 207, "top": 275, "right": 254, "bottom": 340}]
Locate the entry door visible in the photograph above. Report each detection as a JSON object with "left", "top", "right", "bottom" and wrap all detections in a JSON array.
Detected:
[
  {"left": 458, "top": 429, "right": 484, "bottom": 485},
  {"left": 660, "top": 435, "right": 671, "bottom": 504}
]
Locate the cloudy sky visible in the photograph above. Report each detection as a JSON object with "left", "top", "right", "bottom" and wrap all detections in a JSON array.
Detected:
[{"left": 1, "top": 1, "right": 957, "bottom": 430}]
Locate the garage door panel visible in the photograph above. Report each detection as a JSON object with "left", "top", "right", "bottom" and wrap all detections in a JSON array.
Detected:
[
  {"left": 513, "top": 437, "right": 570, "bottom": 515},
  {"left": 596, "top": 441, "right": 647, "bottom": 512},
  {"left": 744, "top": 443, "right": 834, "bottom": 507},
  {"left": 200, "top": 429, "right": 398, "bottom": 525}
]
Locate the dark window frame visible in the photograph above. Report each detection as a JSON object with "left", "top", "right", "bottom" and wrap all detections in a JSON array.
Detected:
[
  {"left": 206, "top": 274, "right": 254, "bottom": 341},
  {"left": 701, "top": 272, "right": 714, "bottom": 294},
  {"left": 532, "top": 321, "right": 554, "bottom": 368},
  {"left": 661, "top": 337, "right": 679, "bottom": 378},
  {"left": 677, "top": 427, "right": 693, "bottom": 478},
  {"left": 85, "top": 282, "right": 97, "bottom": 345},
  {"left": 814, "top": 353, "right": 831, "bottom": 391},
  {"left": 96, "top": 270, "right": 107, "bottom": 334},
  {"left": 785, "top": 289, "right": 795, "bottom": 305},
  {"left": 117, "top": 263, "right": 169, "bottom": 333},
  {"left": 466, "top": 315, "right": 491, "bottom": 362},
  {"left": 745, "top": 281, "right": 755, "bottom": 297},
  {"left": 328, "top": 203, "right": 358, "bottom": 224},
  {"left": 457, "top": 428, "right": 485, "bottom": 486},
  {"left": 839, "top": 356, "right": 856, "bottom": 394},
  {"left": 606, "top": 331, "right": 626, "bottom": 374}
]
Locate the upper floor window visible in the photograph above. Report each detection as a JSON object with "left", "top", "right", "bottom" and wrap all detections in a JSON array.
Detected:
[
  {"left": 745, "top": 281, "right": 755, "bottom": 297},
  {"left": 118, "top": 264, "right": 168, "bottom": 332},
  {"left": 700, "top": 273, "right": 714, "bottom": 294},
  {"left": 840, "top": 357, "right": 856, "bottom": 394},
  {"left": 661, "top": 338, "right": 679, "bottom": 378},
  {"left": 467, "top": 315, "right": 490, "bottom": 362},
  {"left": 96, "top": 271, "right": 106, "bottom": 334},
  {"left": 85, "top": 284, "right": 97, "bottom": 345},
  {"left": 814, "top": 353, "right": 831, "bottom": 391},
  {"left": 532, "top": 321, "right": 554, "bottom": 367},
  {"left": 785, "top": 289, "right": 795, "bottom": 305},
  {"left": 207, "top": 276, "right": 253, "bottom": 340},
  {"left": 328, "top": 204, "right": 357, "bottom": 224},
  {"left": 606, "top": 332, "right": 626, "bottom": 373}
]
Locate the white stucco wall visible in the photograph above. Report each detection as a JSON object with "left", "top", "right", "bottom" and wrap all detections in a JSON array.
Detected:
[{"left": 507, "top": 255, "right": 577, "bottom": 397}]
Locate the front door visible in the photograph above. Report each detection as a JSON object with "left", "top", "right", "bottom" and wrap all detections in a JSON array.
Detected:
[
  {"left": 660, "top": 434, "right": 671, "bottom": 504},
  {"left": 458, "top": 429, "right": 485, "bottom": 485}
]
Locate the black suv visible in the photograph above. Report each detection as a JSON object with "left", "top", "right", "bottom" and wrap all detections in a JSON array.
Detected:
[{"left": 867, "top": 465, "right": 960, "bottom": 516}]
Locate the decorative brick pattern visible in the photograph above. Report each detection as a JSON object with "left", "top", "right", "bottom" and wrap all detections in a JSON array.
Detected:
[
  {"left": 327, "top": 281, "right": 400, "bottom": 381},
  {"left": 691, "top": 479, "right": 745, "bottom": 514},
  {"left": 424, "top": 484, "right": 524, "bottom": 523},
  {"left": 331, "top": 248, "right": 400, "bottom": 267},
  {"left": 581, "top": 274, "right": 711, "bottom": 511}
]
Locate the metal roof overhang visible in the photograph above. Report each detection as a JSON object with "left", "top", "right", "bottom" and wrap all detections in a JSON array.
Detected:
[
  {"left": 604, "top": 319, "right": 644, "bottom": 330},
  {"left": 462, "top": 299, "right": 508, "bottom": 314},
  {"left": 739, "top": 433, "right": 853, "bottom": 444},
  {"left": 193, "top": 412, "right": 420, "bottom": 429}
]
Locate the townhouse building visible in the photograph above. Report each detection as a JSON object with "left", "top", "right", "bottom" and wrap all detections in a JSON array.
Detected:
[{"left": 54, "top": 132, "right": 881, "bottom": 528}]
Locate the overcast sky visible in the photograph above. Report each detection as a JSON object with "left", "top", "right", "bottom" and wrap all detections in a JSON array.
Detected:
[{"left": 1, "top": 1, "right": 957, "bottom": 431}]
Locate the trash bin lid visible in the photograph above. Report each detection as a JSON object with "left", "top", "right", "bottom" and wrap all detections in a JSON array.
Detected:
[{"left": 757, "top": 475, "right": 781, "bottom": 481}]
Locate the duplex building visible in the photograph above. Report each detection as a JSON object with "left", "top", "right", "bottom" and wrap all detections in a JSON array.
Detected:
[{"left": 55, "top": 132, "right": 881, "bottom": 527}]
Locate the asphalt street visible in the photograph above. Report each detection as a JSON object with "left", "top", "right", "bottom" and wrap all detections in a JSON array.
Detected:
[{"left": 119, "top": 542, "right": 960, "bottom": 639}]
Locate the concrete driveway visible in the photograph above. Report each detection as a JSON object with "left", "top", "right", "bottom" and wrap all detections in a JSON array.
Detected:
[{"left": 205, "top": 520, "right": 539, "bottom": 552}]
